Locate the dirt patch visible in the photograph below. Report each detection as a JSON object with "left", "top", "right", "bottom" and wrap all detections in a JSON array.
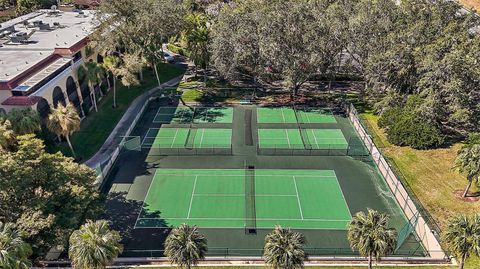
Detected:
[{"left": 453, "top": 190, "right": 480, "bottom": 202}]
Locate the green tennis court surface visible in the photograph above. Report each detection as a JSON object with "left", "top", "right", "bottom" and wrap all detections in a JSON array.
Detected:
[
  {"left": 135, "top": 169, "right": 351, "bottom": 229},
  {"left": 194, "top": 107, "right": 233, "bottom": 123},
  {"left": 153, "top": 107, "right": 233, "bottom": 123},
  {"left": 143, "top": 128, "right": 232, "bottom": 148},
  {"left": 258, "top": 129, "right": 348, "bottom": 149},
  {"left": 257, "top": 107, "right": 336, "bottom": 123}
]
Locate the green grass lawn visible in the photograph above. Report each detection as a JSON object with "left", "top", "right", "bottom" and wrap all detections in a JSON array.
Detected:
[
  {"left": 58, "top": 63, "right": 185, "bottom": 160},
  {"left": 360, "top": 111, "right": 480, "bottom": 269}
]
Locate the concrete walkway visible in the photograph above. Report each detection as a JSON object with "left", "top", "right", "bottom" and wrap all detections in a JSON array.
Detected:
[{"left": 84, "top": 75, "right": 184, "bottom": 170}]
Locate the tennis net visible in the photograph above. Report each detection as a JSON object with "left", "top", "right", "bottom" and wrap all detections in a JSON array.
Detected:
[
  {"left": 184, "top": 125, "right": 197, "bottom": 149},
  {"left": 245, "top": 165, "right": 256, "bottom": 234},
  {"left": 294, "top": 108, "right": 312, "bottom": 150}
]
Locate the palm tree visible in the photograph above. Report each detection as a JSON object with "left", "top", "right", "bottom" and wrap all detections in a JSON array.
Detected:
[
  {"left": 78, "top": 61, "right": 103, "bottom": 112},
  {"left": 164, "top": 224, "right": 208, "bottom": 269},
  {"left": 443, "top": 214, "right": 480, "bottom": 269},
  {"left": 46, "top": 104, "right": 81, "bottom": 158},
  {"left": 455, "top": 143, "right": 480, "bottom": 198},
  {"left": 5, "top": 108, "right": 40, "bottom": 135},
  {"left": 0, "top": 119, "right": 15, "bottom": 150},
  {"left": 263, "top": 225, "right": 307, "bottom": 269},
  {"left": 69, "top": 220, "right": 123, "bottom": 269},
  {"left": 0, "top": 222, "right": 32, "bottom": 269},
  {"left": 102, "top": 56, "right": 122, "bottom": 108},
  {"left": 347, "top": 209, "right": 397, "bottom": 269}
]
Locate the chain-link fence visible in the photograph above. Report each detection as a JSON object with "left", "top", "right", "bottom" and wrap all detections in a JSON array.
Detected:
[{"left": 347, "top": 103, "right": 446, "bottom": 260}]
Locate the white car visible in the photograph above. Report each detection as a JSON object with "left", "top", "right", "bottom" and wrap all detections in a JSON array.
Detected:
[{"left": 164, "top": 52, "right": 175, "bottom": 63}]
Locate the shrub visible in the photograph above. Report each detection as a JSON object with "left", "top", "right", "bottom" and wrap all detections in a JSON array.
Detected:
[{"left": 379, "top": 96, "right": 445, "bottom": 149}]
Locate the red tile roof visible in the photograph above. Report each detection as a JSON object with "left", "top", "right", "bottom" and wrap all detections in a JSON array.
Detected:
[{"left": 1, "top": 96, "right": 42, "bottom": 106}]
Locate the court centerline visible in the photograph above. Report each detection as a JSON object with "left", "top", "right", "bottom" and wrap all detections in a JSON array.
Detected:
[
  {"left": 285, "top": 129, "right": 291, "bottom": 147},
  {"left": 170, "top": 128, "right": 179, "bottom": 148},
  {"left": 187, "top": 175, "right": 198, "bottom": 219},
  {"left": 199, "top": 129, "right": 205, "bottom": 147},
  {"left": 293, "top": 176, "right": 304, "bottom": 220}
]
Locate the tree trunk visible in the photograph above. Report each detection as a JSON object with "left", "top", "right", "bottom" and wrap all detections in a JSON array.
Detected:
[
  {"left": 106, "top": 73, "right": 111, "bottom": 91},
  {"left": 459, "top": 253, "right": 466, "bottom": 269},
  {"left": 66, "top": 134, "right": 76, "bottom": 159},
  {"left": 89, "top": 82, "right": 98, "bottom": 112},
  {"left": 153, "top": 63, "right": 161, "bottom": 87},
  {"left": 368, "top": 254, "right": 372, "bottom": 269},
  {"left": 293, "top": 84, "right": 300, "bottom": 96},
  {"left": 203, "top": 62, "right": 208, "bottom": 82},
  {"left": 113, "top": 77, "right": 117, "bottom": 108},
  {"left": 74, "top": 80, "right": 86, "bottom": 118},
  {"left": 80, "top": 105, "right": 86, "bottom": 118},
  {"left": 462, "top": 177, "right": 473, "bottom": 198},
  {"left": 98, "top": 81, "right": 104, "bottom": 97}
]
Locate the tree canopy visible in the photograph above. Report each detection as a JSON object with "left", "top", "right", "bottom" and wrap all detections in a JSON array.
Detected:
[
  {"left": 0, "top": 135, "right": 102, "bottom": 258},
  {"left": 210, "top": 0, "right": 480, "bottom": 144}
]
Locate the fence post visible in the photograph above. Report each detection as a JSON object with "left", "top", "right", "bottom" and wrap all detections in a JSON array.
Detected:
[{"left": 346, "top": 103, "right": 445, "bottom": 260}]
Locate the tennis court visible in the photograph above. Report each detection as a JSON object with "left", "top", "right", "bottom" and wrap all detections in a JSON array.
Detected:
[
  {"left": 258, "top": 129, "right": 348, "bottom": 149},
  {"left": 135, "top": 169, "right": 351, "bottom": 229},
  {"left": 257, "top": 107, "right": 336, "bottom": 124},
  {"left": 105, "top": 104, "right": 427, "bottom": 258},
  {"left": 142, "top": 128, "right": 232, "bottom": 149},
  {"left": 194, "top": 107, "right": 234, "bottom": 123},
  {"left": 153, "top": 107, "right": 234, "bottom": 124}
]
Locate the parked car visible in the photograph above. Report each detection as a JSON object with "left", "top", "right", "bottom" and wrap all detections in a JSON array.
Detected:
[{"left": 164, "top": 52, "right": 175, "bottom": 63}]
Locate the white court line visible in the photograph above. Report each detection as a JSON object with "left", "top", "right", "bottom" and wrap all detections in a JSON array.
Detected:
[
  {"left": 285, "top": 129, "right": 291, "bottom": 147},
  {"left": 192, "top": 194, "right": 298, "bottom": 197},
  {"left": 134, "top": 226, "right": 348, "bottom": 230},
  {"left": 134, "top": 169, "right": 159, "bottom": 229},
  {"left": 142, "top": 128, "right": 161, "bottom": 146},
  {"left": 137, "top": 217, "right": 351, "bottom": 221},
  {"left": 293, "top": 176, "right": 304, "bottom": 220},
  {"left": 311, "top": 129, "right": 320, "bottom": 149},
  {"left": 170, "top": 128, "right": 179, "bottom": 148},
  {"left": 281, "top": 108, "right": 286, "bottom": 123},
  {"left": 199, "top": 128, "right": 205, "bottom": 148},
  {"left": 331, "top": 170, "right": 353, "bottom": 217},
  {"left": 304, "top": 112, "right": 312, "bottom": 124},
  {"left": 187, "top": 175, "right": 198, "bottom": 219},
  {"left": 152, "top": 174, "right": 336, "bottom": 178}
]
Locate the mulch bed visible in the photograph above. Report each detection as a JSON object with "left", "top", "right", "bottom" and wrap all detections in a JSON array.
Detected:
[{"left": 453, "top": 190, "right": 480, "bottom": 202}]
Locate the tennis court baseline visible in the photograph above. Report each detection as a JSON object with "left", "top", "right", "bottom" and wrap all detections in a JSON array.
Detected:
[
  {"left": 258, "top": 129, "right": 348, "bottom": 149},
  {"left": 257, "top": 107, "right": 336, "bottom": 123},
  {"left": 135, "top": 169, "right": 351, "bottom": 229},
  {"left": 143, "top": 128, "right": 232, "bottom": 148}
]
